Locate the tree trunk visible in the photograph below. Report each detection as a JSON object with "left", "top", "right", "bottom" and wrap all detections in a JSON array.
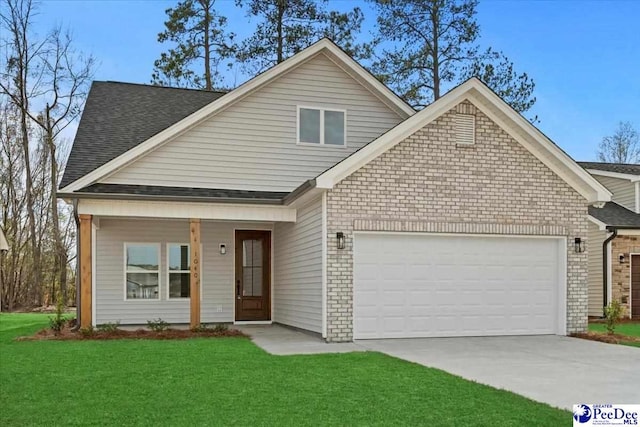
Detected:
[
  {"left": 276, "top": 0, "right": 285, "bottom": 63},
  {"left": 431, "top": 5, "right": 440, "bottom": 100},
  {"left": 203, "top": 0, "right": 212, "bottom": 90}
]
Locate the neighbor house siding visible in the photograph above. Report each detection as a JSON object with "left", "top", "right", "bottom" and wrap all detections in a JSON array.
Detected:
[
  {"left": 594, "top": 176, "right": 636, "bottom": 211},
  {"left": 587, "top": 221, "right": 606, "bottom": 317},
  {"left": 95, "top": 218, "right": 272, "bottom": 325},
  {"left": 325, "top": 101, "right": 589, "bottom": 342},
  {"left": 101, "top": 53, "right": 405, "bottom": 192},
  {"left": 273, "top": 196, "right": 323, "bottom": 333}
]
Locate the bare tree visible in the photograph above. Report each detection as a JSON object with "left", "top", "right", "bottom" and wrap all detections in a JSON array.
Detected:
[{"left": 597, "top": 121, "right": 640, "bottom": 164}]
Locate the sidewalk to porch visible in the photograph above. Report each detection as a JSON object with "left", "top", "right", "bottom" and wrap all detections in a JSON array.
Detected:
[{"left": 236, "top": 324, "right": 361, "bottom": 355}]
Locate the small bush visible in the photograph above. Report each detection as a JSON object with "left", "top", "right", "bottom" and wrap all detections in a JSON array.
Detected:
[
  {"left": 147, "top": 318, "right": 169, "bottom": 332},
  {"left": 604, "top": 300, "right": 624, "bottom": 335},
  {"left": 48, "top": 293, "right": 67, "bottom": 334},
  {"left": 191, "top": 324, "right": 210, "bottom": 333},
  {"left": 97, "top": 321, "right": 120, "bottom": 333},
  {"left": 212, "top": 323, "right": 228, "bottom": 333},
  {"left": 79, "top": 326, "right": 94, "bottom": 336}
]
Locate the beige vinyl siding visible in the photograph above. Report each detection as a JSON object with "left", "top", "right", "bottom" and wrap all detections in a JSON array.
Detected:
[
  {"left": 102, "top": 53, "right": 404, "bottom": 192},
  {"left": 588, "top": 221, "right": 607, "bottom": 317},
  {"left": 95, "top": 218, "right": 272, "bottom": 325},
  {"left": 594, "top": 176, "right": 636, "bottom": 211},
  {"left": 273, "top": 196, "right": 323, "bottom": 333}
]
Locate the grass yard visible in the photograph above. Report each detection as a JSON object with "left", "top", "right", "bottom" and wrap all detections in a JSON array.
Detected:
[
  {"left": 1, "top": 313, "right": 569, "bottom": 426},
  {"left": 589, "top": 322, "right": 640, "bottom": 348}
]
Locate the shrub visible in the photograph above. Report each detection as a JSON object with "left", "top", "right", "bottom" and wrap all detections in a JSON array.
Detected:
[
  {"left": 212, "top": 323, "right": 228, "bottom": 333},
  {"left": 48, "top": 293, "right": 67, "bottom": 334},
  {"left": 604, "top": 300, "right": 624, "bottom": 335},
  {"left": 191, "top": 324, "right": 210, "bottom": 333},
  {"left": 79, "top": 326, "right": 94, "bottom": 336},
  {"left": 147, "top": 318, "right": 169, "bottom": 332},
  {"left": 97, "top": 321, "right": 120, "bottom": 333}
]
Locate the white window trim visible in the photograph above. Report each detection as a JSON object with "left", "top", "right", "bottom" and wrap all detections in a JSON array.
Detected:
[
  {"left": 123, "top": 242, "right": 161, "bottom": 301},
  {"left": 296, "top": 105, "right": 347, "bottom": 147}
]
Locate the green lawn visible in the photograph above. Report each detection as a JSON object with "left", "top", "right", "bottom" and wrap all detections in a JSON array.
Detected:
[
  {"left": 589, "top": 322, "right": 640, "bottom": 347},
  {"left": 1, "top": 313, "right": 569, "bottom": 426}
]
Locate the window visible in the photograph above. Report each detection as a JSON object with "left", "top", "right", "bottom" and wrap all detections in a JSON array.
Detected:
[
  {"left": 125, "top": 244, "right": 159, "bottom": 300},
  {"left": 168, "top": 244, "right": 190, "bottom": 299},
  {"left": 298, "top": 107, "right": 346, "bottom": 146}
]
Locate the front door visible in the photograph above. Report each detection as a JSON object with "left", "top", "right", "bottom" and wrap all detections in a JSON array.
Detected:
[
  {"left": 632, "top": 255, "right": 640, "bottom": 319},
  {"left": 235, "top": 230, "right": 271, "bottom": 321}
]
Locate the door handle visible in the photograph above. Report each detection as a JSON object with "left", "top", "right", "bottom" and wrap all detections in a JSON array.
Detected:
[{"left": 236, "top": 280, "right": 241, "bottom": 299}]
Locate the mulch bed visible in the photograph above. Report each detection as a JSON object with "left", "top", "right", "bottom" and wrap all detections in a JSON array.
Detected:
[
  {"left": 571, "top": 331, "right": 640, "bottom": 345},
  {"left": 17, "top": 321, "right": 247, "bottom": 341}
]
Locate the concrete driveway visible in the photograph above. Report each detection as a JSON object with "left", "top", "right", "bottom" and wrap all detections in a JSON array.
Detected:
[{"left": 357, "top": 336, "right": 640, "bottom": 410}]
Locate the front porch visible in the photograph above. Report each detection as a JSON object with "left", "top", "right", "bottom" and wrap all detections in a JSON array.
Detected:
[{"left": 76, "top": 195, "right": 325, "bottom": 336}]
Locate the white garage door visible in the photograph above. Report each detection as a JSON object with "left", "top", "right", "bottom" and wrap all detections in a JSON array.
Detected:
[{"left": 353, "top": 233, "right": 565, "bottom": 339}]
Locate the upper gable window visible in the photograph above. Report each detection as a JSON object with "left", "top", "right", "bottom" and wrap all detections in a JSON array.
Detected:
[{"left": 298, "top": 107, "right": 346, "bottom": 146}]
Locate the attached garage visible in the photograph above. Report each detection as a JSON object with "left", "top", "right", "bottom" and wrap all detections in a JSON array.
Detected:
[{"left": 353, "top": 233, "right": 567, "bottom": 339}]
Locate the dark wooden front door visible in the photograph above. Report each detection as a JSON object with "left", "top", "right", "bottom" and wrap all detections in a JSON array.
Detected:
[
  {"left": 235, "top": 230, "right": 271, "bottom": 321},
  {"left": 632, "top": 255, "right": 640, "bottom": 319}
]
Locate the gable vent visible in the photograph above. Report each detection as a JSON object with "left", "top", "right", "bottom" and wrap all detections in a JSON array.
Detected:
[{"left": 455, "top": 114, "right": 475, "bottom": 145}]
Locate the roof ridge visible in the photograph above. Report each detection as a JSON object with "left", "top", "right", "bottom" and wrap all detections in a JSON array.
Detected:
[{"left": 97, "top": 80, "right": 229, "bottom": 94}]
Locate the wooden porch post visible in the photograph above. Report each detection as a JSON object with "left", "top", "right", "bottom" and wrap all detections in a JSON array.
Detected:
[
  {"left": 79, "top": 214, "right": 92, "bottom": 328},
  {"left": 190, "top": 219, "right": 201, "bottom": 328}
]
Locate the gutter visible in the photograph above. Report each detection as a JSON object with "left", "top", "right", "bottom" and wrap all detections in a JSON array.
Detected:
[
  {"left": 58, "top": 191, "right": 286, "bottom": 205},
  {"left": 283, "top": 179, "right": 316, "bottom": 205}
]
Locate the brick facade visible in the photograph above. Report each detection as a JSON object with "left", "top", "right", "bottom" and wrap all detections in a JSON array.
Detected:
[
  {"left": 325, "top": 101, "right": 590, "bottom": 342},
  {"left": 611, "top": 235, "right": 640, "bottom": 315}
]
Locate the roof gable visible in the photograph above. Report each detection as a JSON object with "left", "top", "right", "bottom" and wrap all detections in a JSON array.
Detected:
[
  {"left": 60, "top": 82, "right": 225, "bottom": 188},
  {"left": 315, "top": 78, "right": 612, "bottom": 205},
  {"left": 61, "top": 39, "right": 414, "bottom": 192}
]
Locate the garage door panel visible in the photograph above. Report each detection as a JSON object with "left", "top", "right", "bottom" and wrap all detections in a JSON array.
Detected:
[{"left": 353, "top": 233, "right": 562, "bottom": 339}]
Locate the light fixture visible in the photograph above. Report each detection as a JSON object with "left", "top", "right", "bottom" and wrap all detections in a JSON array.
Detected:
[
  {"left": 336, "top": 232, "right": 345, "bottom": 250},
  {"left": 619, "top": 253, "right": 625, "bottom": 264},
  {"left": 574, "top": 237, "right": 585, "bottom": 253},
  {"left": 219, "top": 244, "right": 226, "bottom": 255}
]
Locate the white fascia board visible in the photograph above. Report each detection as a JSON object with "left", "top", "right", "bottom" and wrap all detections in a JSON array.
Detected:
[
  {"left": 315, "top": 88, "right": 470, "bottom": 188},
  {"left": 466, "top": 84, "right": 611, "bottom": 204},
  {"left": 587, "top": 215, "right": 608, "bottom": 231},
  {"left": 77, "top": 199, "right": 296, "bottom": 222},
  {"left": 586, "top": 169, "right": 640, "bottom": 182},
  {"left": 60, "top": 39, "right": 414, "bottom": 193}
]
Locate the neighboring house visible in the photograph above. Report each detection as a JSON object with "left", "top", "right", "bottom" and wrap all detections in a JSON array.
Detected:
[
  {"left": 0, "top": 228, "right": 7, "bottom": 252},
  {"left": 59, "top": 39, "right": 611, "bottom": 342},
  {"left": 579, "top": 162, "right": 640, "bottom": 319}
]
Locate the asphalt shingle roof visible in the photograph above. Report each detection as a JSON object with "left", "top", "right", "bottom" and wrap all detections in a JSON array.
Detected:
[
  {"left": 588, "top": 202, "right": 640, "bottom": 228},
  {"left": 59, "top": 81, "right": 226, "bottom": 188},
  {"left": 579, "top": 162, "right": 640, "bottom": 176},
  {"left": 76, "top": 183, "right": 288, "bottom": 203}
]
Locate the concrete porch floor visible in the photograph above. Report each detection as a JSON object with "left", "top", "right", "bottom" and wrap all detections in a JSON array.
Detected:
[{"left": 235, "top": 324, "right": 361, "bottom": 355}]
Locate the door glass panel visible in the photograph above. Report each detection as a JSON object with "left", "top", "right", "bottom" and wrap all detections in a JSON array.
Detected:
[{"left": 242, "top": 239, "right": 263, "bottom": 296}]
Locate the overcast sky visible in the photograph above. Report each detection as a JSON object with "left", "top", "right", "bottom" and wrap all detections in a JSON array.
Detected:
[{"left": 32, "top": 0, "right": 640, "bottom": 162}]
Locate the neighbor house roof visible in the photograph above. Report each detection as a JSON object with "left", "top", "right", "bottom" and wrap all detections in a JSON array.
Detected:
[
  {"left": 588, "top": 202, "right": 640, "bottom": 228},
  {"left": 314, "top": 78, "right": 612, "bottom": 205},
  {"left": 59, "top": 38, "right": 415, "bottom": 193},
  {"left": 578, "top": 162, "right": 640, "bottom": 177},
  {"left": 59, "top": 82, "right": 226, "bottom": 188}
]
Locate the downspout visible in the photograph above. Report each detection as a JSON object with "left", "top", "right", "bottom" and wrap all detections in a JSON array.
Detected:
[
  {"left": 602, "top": 226, "right": 617, "bottom": 316},
  {"left": 72, "top": 199, "right": 81, "bottom": 330}
]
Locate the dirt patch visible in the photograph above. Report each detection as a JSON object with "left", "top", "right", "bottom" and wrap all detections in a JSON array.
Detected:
[
  {"left": 17, "top": 322, "right": 247, "bottom": 341},
  {"left": 571, "top": 331, "right": 640, "bottom": 345}
]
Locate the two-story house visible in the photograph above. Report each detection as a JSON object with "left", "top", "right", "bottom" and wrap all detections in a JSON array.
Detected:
[
  {"left": 59, "top": 39, "right": 611, "bottom": 341},
  {"left": 581, "top": 162, "right": 640, "bottom": 319}
]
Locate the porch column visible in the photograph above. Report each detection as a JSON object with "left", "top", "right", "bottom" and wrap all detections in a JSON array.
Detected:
[
  {"left": 79, "top": 214, "right": 92, "bottom": 328},
  {"left": 190, "top": 218, "right": 201, "bottom": 328}
]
